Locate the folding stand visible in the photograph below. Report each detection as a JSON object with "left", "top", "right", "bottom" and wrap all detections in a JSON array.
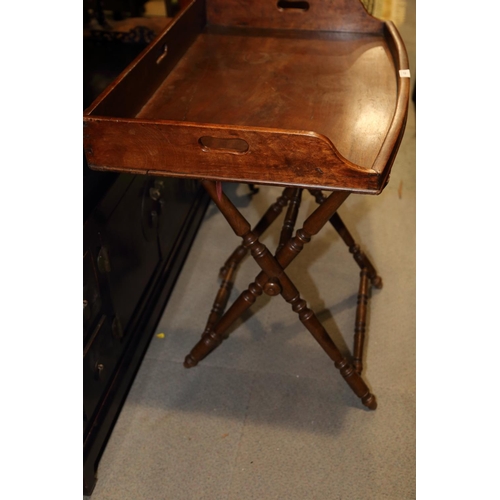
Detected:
[{"left": 184, "top": 181, "right": 382, "bottom": 409}]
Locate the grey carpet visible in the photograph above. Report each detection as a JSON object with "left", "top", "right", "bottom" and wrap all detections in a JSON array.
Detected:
[{"left": 87, "top": 2, "right": 415, "bottom": 498}]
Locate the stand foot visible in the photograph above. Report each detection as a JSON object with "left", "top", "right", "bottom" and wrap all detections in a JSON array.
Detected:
[{"left": 362, "top": 393, "right": 377, "bottom": 410}]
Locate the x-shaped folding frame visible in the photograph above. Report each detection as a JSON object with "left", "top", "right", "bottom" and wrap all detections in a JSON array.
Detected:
[{"left": 184, "top": 180, "right": 382, "bottom": 410}]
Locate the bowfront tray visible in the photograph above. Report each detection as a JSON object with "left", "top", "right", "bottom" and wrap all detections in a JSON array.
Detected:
[{"left": 84, "top": 0, "right": 409, "bottom": 194}]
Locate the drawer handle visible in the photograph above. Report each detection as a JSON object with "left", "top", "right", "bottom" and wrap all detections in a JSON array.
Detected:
[
  {"left": 277, "top": 0, "right": 310, "bottom": 11},
  {"left": 156, "top": 44, "right": 168, "bottom": 64},
  {"left": 83, "top": 300, "right": 91, "bottom": 323},
  {"left": 198, "top": 136, "right": 249, "bottom": 155},
  {"left": 97, "top": 246, "right": 111, "bottom": 273},
  {"left": 94, "top": 363, "right": 105, "bottom": 381}
]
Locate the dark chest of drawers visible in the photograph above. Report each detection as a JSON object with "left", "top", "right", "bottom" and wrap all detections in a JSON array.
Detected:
[
  {"left": 83, "top": 26, "right": 209, "bottom": 494},
  {"left": 83, "top": 164, "right": 209, "bottom": 495}
]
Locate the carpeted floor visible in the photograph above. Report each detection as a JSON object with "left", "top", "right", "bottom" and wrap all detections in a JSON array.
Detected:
[{"left": 87, "top": 1, "right": 416, "bottom": 498}]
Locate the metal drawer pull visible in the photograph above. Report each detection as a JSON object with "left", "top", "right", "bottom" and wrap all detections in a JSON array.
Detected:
[{"left": 156, "top": 44, "right": 168, "bottom": 64}]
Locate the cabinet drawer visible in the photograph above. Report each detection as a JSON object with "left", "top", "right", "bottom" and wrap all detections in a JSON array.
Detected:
[
  {"left": 83, "top": 315, "right": 122, "bottom": 426},
  {"left": 101, "top": 176, "right": 161, "bottom": 331},
  {"left": 83, "top": 250, "right": 102, "bottom": 341}
]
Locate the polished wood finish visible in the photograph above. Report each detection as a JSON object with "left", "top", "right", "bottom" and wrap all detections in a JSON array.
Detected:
[
  {"left": 353, "top": 269, "right": 369, "bottom": 374},
  {"left": 184, "top": 188, "right": 350, "bottom": 370},
  {"left": 202, "top": 187, "right": 293, "bottom": 338},
  {"left": 84, "top": 0, "right": 409, "bottom": 194},
  {"left": 84, "top": 0, "right": 410, "bottom": 411},
  {"left": 185, "top": 181, "right": 376, "bottom": 410},
  {"left": 309, "top": 189, "right": 382, "bottom": 288},
  {"left": 277, "top": 188, "right": 302, "bottom": 253},
  {"left": 206, "top": 0, "right": 382, "bottom": 33}
]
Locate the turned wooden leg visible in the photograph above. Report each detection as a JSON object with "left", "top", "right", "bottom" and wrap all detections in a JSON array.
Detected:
[
  {"left": 353, "top": 269, "right": 369, "bottom": 374},
  {"left": 277, "top": 188, "right": 302, "bottom": 253},
  {"left": 186, "top": 184, "right": 292, "bottom": 368},
  {"left": 184, "top": 278, "right": 264, "bottom": 368},
  {"left": 186, "top": 187, "right": 350, "bottom": 368},
  {"left": 214, "top": 188, "right": 351, "bottom": 310},
  {"left": 187, "top": 182, "right": 376, "bottom": 410},
  {"left": 202, "top": 187, "right": 293, "bottom": 339},
  {"left": 190, "top": 187, "right": 349, "bottom": 366},
  {"left": 219, "top": 187, "right": 293, "bottom": 277},
  {"left": 309, "top": 189, "right": 383, "bottom": 289},
  {"left": 201, "top": 261, "right": 237, "bottom": 340},
  {"left": 241, "top": 231, "right": 376, "bottom": 410},
  {"left": 184, "top": 183, "right": 302, "bottom": 367}
]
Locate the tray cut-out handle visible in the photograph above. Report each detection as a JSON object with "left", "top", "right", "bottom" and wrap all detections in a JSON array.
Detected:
[
  {"left": 199, "top": 136, "right": 249, "bottom": 155},
  {"left": 277, "top": 0, "right": 310, "bottom": 11}
]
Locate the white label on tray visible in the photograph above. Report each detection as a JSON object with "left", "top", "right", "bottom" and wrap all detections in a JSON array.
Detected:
[{"left": 399, "top": 69, "right": 411, "bottom": 78}]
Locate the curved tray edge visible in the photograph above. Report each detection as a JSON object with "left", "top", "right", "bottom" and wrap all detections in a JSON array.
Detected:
[
  {"left": 370, "top": 21, "right": 411, "bottom": 191},
  {"left": 83, "top": 116, "right": 381, "bottom": 193}
]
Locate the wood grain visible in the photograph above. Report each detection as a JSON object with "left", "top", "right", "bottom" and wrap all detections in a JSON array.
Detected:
[
  {"left": 206, "top": 0, "right": 383, "bottom": 33},
  {"left": 84, "top": 0, "right": 409, "bottom": 194},
  {"left": 84, "top": 117, "right": 381, "bottom": 192},
  {"left": 137, "top": 26, "right": 397, "bottom": 171}
]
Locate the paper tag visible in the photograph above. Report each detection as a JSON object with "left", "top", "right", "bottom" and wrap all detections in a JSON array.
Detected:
[{"left": 399, "top": 69, "right": 411, "bottom": 78}]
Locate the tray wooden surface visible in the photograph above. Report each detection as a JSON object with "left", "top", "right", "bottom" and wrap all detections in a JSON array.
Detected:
[{"left": 84, "top": 0, "right": 410, "bottom": 194}]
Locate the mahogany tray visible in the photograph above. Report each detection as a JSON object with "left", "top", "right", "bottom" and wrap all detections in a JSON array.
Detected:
[{"left": 83, "top": 0, "right": 409, "bottom": 194}]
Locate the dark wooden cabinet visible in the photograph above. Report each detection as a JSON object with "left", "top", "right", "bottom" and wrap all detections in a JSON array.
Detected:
[
  {"left": 83, "top": 19, "right": 210, "bottom": 495},
  {"left": 83, "top": 169, "right": 209, "bottom": 495}
]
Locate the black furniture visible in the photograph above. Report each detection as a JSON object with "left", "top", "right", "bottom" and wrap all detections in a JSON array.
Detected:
[
  {"left": 83, "top": 168, "right": 208, "bottom": 495},
  {"left": 83, "top": 22, "right": 209, "bottom": 495}
]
